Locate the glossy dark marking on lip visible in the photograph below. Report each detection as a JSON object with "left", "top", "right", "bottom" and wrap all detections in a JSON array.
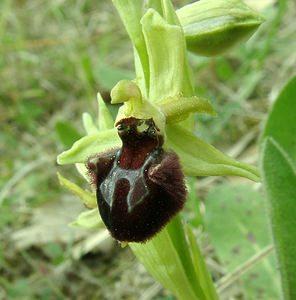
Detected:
[{"left": 86, "top": 117, "right": 186, "bottom": 242}]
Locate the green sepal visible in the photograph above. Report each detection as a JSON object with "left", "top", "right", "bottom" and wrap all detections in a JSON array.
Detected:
[
  {"left": 57, "top": 172, "right": 97, "bottom": 208},
  {"left": 166, "top": 124, "right": 260, "bottom": 181},
  {"left": 141, "top": 9, "right": 186, "bottom": 102},
  {"left": 177, "top": 0, "right": 264, "bottom": 56},
  {"left": 57, "top": 129, "right": 120, "bottom": 165},
  {"left": 112, "top": 0, "right": 149, "bottom": 95},
  {"left": 70, "top": 208, "right": 103, "bottom": 229}
]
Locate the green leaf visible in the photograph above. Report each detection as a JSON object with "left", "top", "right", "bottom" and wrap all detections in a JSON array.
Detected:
[
  {"left": 262, "top": 75, "right": 296, "bottom": 164},
  {"left": 55, "top": 121, "right": 82, "bottom": 148},
  {"left": 57, "top": 128, "right": 120, "bottom": 165},
  {"left": 57, "top": 172, "right": 96, "bottom": 208},
  {"left": 130, "top": 216, "right": 207, "bottom": 300},
  {"left": 70, "top": 208, "right": 103, "bottom": 229},
  {"left": 261, "top": 138, "right": 296, "bottom": 300},
  {"left": 43, "top": 243, "right": 65, "bottom": 265},
  {"left": 204, "top": 183, "right": 281, "bottom": 299},
  {"left": 166, "top": 124, "right": 260, "bottom": 181},
  {"left": 7, "top": 279, "right": 30, "bottom": 298}
]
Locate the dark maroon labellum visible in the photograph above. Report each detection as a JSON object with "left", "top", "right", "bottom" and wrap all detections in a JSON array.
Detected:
[{"left": 87, "top": 117, "right": 186, "bottom": 242}]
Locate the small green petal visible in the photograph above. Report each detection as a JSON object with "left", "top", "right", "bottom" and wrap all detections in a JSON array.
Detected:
[
  {"left": 70, "top": 208, "right": 103, "bottom": 229},
  {"left": 159, "top": 96, "right": 216, "bottom": 123},
  {"left": 97, "top": 93, "right": 114, "bottom": 130},
  {"left": 57, "top": 129, "right": 120, "bottom": 165},
  {"left": 82, "top": 112, "right": 98, "bottom": 135},
  {"left": 57, "top": 172, "right": 97, "bottom": 208},
  {"left": 166, "top": 124, "right": 260, "bottom": 181}
]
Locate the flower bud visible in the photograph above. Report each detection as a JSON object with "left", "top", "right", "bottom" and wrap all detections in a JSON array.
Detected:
[{"left": 177, "top": 0, "right": 264, "bottom": 56}]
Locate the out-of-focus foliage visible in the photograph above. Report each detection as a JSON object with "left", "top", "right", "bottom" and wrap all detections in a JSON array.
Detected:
[{"left": 205, "top": 184, "right": 281, "bottom": 299}]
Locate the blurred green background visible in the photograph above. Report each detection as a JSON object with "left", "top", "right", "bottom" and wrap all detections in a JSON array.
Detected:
[{"left": 0, "top": 0, "right": 295, "bottom": 299}]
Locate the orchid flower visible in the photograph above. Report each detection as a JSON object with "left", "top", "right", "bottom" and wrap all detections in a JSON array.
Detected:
[{"left": 57, "top": 1, "right": 263, "bottom": 299}]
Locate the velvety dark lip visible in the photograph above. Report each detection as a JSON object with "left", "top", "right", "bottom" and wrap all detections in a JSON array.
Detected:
[{"left": 86, "top": 117, "right": 186, "bottom": 242}]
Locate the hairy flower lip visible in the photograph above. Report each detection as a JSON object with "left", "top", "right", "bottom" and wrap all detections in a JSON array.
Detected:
[{"left": 86, "top": 116, "right": 187, "bottom": 242}]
